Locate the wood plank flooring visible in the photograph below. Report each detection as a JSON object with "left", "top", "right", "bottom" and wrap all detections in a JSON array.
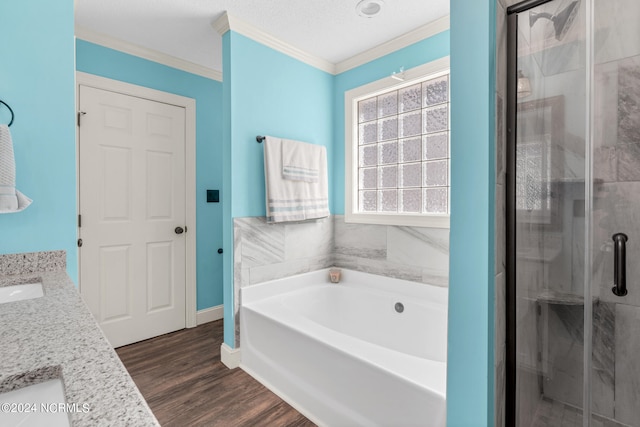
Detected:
[{"left": 116, "top": 320, "right": 316, "bottom": 427}]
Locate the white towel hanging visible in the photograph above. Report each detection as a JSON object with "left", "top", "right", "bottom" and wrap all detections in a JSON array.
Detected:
[
  {"left": 281, "top": 139, "right": 321, "bottom": 183},
  {"left": 0, "top": 125, "right": 32, "bottom": 213},
  {"left": 263, "top": 136, "right": 329, "bottom": 223}
]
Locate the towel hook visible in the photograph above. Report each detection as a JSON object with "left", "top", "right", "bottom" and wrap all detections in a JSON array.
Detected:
[{"left": 0, "top": 100, "right": 14, "bottom": 127}]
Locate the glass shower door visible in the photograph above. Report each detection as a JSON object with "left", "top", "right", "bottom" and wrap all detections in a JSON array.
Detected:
[
  {"left": 590, "top": 0, "right": 640, "bottom": 424},
  {"left": 513, "top": 0, "right": 588, "bottom": 425},
  {"left": 510, "top": 0, "right": 640, "bottom": 425}
]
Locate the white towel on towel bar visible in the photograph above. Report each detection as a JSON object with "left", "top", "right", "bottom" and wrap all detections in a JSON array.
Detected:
[
  {"left": 0, "top": 125, "right": 32, "bottom": 213},
  {"left": 281, "top": 138, "right": 321, "bottom": 183},
  {"left": 263, "top": 136, "right": 329, "bottom": 223}
]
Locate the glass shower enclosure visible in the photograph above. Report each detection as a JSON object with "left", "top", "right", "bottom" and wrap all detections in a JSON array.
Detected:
[{"left": 506, "top": 0, "right": 640, "bottom": 425}]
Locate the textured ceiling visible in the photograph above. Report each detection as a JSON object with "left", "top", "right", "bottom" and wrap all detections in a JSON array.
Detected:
[{"left": 75, "top": 0, "right": 449, "bottom": 72}]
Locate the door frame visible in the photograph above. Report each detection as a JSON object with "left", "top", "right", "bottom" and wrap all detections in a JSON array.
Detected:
[{"left": 76, "top": 71, "right": 197, "bottom": 328}]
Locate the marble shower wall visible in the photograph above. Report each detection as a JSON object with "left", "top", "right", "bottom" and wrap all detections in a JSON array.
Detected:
[
  {"left": 590, "top": 52, "right": 640, "bottom": 427},
  {"left": 541, "top": 302, "right": 615, "bottom": 418}
]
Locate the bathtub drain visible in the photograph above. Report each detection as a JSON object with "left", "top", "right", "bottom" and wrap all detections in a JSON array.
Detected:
[{"left": 394, "top": 302, "right": 404, "bottom": 313}]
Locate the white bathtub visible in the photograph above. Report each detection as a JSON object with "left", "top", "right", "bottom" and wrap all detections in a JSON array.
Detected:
[{"left": 240, "top": 268, "right": 447, "bottom": 427}]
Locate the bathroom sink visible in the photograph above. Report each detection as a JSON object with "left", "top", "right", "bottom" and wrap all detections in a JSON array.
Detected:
[
  {"left": 0, "top": 378, "right": 70, "bottom": 427},
  {"left": 0, "top": 282, "right": 43, "bottom": 304}
]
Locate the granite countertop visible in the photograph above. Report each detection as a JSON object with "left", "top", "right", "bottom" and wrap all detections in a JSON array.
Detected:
[{"left": 0, "top": 251, "right": 160, "bottom": 426}]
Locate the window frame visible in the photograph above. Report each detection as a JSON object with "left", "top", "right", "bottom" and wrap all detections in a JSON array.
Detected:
[{"left": 344, "top": 56, "right": 451, "bottom": 228}]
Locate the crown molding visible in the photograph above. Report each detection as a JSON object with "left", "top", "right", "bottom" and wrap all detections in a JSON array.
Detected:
[
  {"left": 78, "top": 13, "right": 449, "bottom": 81},
  {"left": 211, "top": 12, "right": 336, "bottom": 74},
  {"left": 335, "top": 15, "right": 450, "bottom": 74},
  {"left": 212, "top": 13, "right": 230, "bottom": 36},
  {"left": 75, "top": 26, "right": 223, "bottom": 82}
]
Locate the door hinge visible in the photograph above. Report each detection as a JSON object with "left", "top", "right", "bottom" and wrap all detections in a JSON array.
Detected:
[
  {"left": 78, "top": 214, "right": 82, "bottom": 228},
  {"left": 77, "top": 111, "right": 86, "bottom": 126}
]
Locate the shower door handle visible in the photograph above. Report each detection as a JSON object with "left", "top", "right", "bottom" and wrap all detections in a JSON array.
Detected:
[{"left": 612, "top": 233, "right": 629, "bottom": 297}]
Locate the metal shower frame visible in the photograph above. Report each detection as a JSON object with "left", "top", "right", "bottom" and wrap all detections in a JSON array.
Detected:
[{"left": 505, "top": 1, "right": 562, "bottom": 426}]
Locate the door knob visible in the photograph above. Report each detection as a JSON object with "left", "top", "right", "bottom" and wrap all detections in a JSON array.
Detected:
[{"left": 175, "top": 226, "right": 184, "bottom": 234}]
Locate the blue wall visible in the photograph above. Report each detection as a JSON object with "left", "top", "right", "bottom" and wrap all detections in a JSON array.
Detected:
[
  {"left": 221, "top": 31, "right": 234, "bottom": 347},
  {"left": 221, "top": 31, "right": 334, "bottom": 346},
  {"left": 332, "top": 31, "right": 450, "bottom": 214},
  {"left": 75, "top": 40, "right": 224, "bottom": 310},
  {"left": 447, "top": 1, "right": 496, "bottom": 425},
  {"left": 227, "top": 33, "right": 334, "bottom": 218},
  {"left": 0, "top": 0, "right": 77, "bottom": 280}
]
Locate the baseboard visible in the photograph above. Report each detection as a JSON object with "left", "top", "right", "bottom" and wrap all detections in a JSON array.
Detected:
[
  {"left": 196, "top": 305, "right": 223, "bottom": 325},
  {"left": 220, "top": 343, "right": 241, "bottom": 369}
]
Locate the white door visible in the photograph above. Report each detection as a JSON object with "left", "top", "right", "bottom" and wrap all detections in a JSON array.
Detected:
[{"left": 78, "top": 85, "right": 187, "bottom": 348}]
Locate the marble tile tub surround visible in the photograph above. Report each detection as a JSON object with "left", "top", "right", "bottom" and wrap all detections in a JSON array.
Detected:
[
  {"left": 0, "top": 252, "right": 159, "bottom": 426},
  {"left": 333, "top": 215, "right": 449, "bottom": 287},
  {"left": 233, "top": 214, "right": 449, "bottom": 346},
  {"left": 234, "top": 215, "right": 449, "bottom": 288},
  {"left": 233, "top": 216, "right": 334, "bottom": 289},
  {"left": 233, "top": 216, "right": 334, "bottom": 345}
]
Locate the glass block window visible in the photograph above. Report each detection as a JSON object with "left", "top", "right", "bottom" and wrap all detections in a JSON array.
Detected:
[{"left": 356, "top": 73, "right": 450, "bottom": 215}]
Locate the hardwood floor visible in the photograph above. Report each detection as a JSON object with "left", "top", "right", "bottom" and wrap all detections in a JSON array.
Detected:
[{"left": 116, "top": 320, "right": 316, "bottom": 427}]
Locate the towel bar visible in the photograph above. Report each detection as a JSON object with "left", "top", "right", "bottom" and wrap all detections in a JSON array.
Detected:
[
  {"left": 256, "top": 135, "right": 266, "bottom": 143},
  {"left": 0, "top": 100, "right": 14, "bottom": 127}
]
